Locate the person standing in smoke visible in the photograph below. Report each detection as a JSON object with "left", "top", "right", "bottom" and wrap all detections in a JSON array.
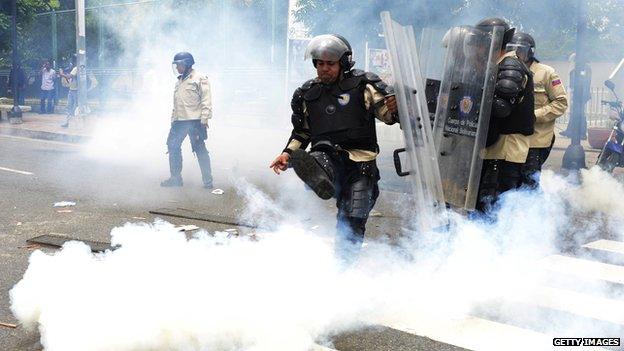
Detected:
[
  {"left": 476, "top": 18, "right": 535, "bottom": 212},
  {"left": 59, "top": 56, "right": 78, "bottom": 128},
  {"left": 161, "top": 52, "right": 214, "bottom": 188},
  {"left": 40, "top": 59, "right": 57, "bottom": 114},
  {"left": 506, "top": 33, "right": 568, "bottom": 187},
  {"left": 269, "top": 35, "right": 398, "bottom": 263}
]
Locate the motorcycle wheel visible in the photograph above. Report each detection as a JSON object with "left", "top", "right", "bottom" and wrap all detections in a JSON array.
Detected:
[{"left": 599, "top": 151, "right": 618, "bottom": 173}]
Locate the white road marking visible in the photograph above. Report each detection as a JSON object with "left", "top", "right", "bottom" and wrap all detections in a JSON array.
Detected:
[
  {"left": 584, "top": 239, "right": 624, "bottom": 256},
  {"left": 389, "top": 316, "right": 608, "bottom": 351},
  {"left": 0, "top": 134, "right": 77, "bottom": 147},
  {"left": 508, "top": 286, "right": 624, "bottom": 325},
  {"left": 0, "top": 166, "right": 34, "bottom": 175},
  {"left": 541, "top": 254, "right": 624, "bottom": 285}
]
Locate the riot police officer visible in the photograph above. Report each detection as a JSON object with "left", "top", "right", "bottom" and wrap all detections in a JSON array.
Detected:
[
  {"left": 269, "top": 34, "right": 398, "bottom": 263},
  {"left": 507, "top": 32, "right": 568, "bottom": 187},
  {"left": 161, "top": 52, "right": 214, "bottom": 188},
  {"left": 476, "top": 18, "right": 536, "bottom": 211}
]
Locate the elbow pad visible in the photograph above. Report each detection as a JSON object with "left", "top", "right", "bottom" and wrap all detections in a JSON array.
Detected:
[
  {"left": 495, "top": 57, "right": 527, "bottom": 102},
  {"left": 492, "top": 97, "right": 512, "bottom": 119}
]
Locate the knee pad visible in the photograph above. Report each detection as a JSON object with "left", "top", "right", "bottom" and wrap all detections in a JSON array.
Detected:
[{"left": 339, "top": 177, "right": 378, "bottom": 219}]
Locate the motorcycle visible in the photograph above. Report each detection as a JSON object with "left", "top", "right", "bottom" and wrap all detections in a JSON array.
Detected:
[{"left": 596, "top": 80, "right": 624, "bottom": 172}]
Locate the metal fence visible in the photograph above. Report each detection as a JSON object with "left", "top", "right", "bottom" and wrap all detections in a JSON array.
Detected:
[{"left": 557, "top": 86, "right": 615, "bottom": 128}]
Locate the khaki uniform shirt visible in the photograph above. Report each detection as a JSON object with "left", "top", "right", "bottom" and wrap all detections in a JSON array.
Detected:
[
  {"left": 172, "top": 69, "right": 212, "bottom": 125},
  {"left": 286, "top": 83, "right": 393, "bottom": 162},
  {"left": 484, "top": 51, "right": 531, "bottom": 163},
  {"left": 529, "top": 62, "right": 568, "bottom": 148},
  {"left": 68, "top": 67, "right": 78, "bottom": 91}
]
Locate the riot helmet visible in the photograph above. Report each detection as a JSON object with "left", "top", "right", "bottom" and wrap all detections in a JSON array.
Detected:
[
  {"left": 305, "top": 34, "right": 354, "bottom": 73},
  {"left": 475, "top": 17, "right": 515, "bottom": 50},
  {"left": 506, "top": 32, "right": 536, "bottom": 63},
  {"left": 172, "top": 52, "right": 195, "bottom": 76}
]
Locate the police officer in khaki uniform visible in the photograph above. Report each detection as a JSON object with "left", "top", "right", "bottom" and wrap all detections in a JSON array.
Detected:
[
  {"left": 269, "top": 35, "right": 398, "bottom": 263},
  {"left": 475, "top": 18, "right": 535, "bottom": 212},
  {"left": 161, "top": 52, "right": 214, "bottom": 188},
  {"left": 507, "top": 33, "right": 568, "bottom": 187}
]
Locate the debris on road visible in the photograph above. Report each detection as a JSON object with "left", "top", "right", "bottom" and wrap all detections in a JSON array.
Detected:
[
  {"left": 0, "top": 322, "right": 17, "bottom": 329},
  {"left": 18, "top": 244, "right": 43, "bottom": 250},
  {"left": 56, "top": 209, "right": 73, "bottom": 213},
  {"left": 132, "top": 216, "right": 147, "bottom": 220},
  {"left": 175, "top": 225, "right": 200, "bottom": 232},
  {"left": 16, "top": 222, "right": 21, "bottom": 226},
  {"left": 53, "top": 201, "right": 76, "bottom": 207},
  {"left": 211, "top": 188, "right": 224, "bottom": 195}
]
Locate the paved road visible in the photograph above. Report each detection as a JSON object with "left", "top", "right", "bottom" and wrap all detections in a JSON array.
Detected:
[
  {"left": 0, "top": 134, "right": 409, "bottom": 350},
  {"left": 2, "top": 134, "right": 624, "bottom": 351}
]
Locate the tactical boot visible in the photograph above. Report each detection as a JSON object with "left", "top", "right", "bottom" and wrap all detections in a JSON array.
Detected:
[
  {"left": 290, "top": 149, "right": 335, "bottom": 200},
  {"left": 160, "top": 176, "right": 183, "bottom": 187}
]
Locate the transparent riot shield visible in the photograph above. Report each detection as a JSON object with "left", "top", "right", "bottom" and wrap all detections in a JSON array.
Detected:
[
  {"left": 417, "top": 27, "right": 448, "bottom": 127},
  {"left": 432, "top": 25, "right": 504, "bottom": 210},
  {"left": 418, "top": 27, "right": 447, "bottom": 81},
  {"left": 380, "top": 11, "right": 446, "bottom": 231}
]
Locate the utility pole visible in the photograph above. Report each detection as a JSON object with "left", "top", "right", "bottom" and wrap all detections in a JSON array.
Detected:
[
  {"left": 9, "top": 0, "right": 23, "bottom": 123},
  {"left": 562, "top": 0, "right": 588, "bottom": 170},
  {"left": 75, "top": 0, "right": 88, "bottom": 115}
]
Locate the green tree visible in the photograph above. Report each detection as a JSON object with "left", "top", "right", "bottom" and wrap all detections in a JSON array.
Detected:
[
  {"left": 293, "top": 0, "right": 624, "bottom": 61},
  {"left": 0, "top": 0, "right": 59, "bottom": 67}
]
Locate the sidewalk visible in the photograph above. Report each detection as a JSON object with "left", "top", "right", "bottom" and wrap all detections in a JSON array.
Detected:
[
  {"left": 0, "top": 112, "right": 95, "bottom": 143},
  {"left": 0, "top": 111, "right": 610, "bottom": 173}
]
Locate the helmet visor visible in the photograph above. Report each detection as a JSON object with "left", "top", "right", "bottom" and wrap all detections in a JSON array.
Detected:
[
  {"left": 505, "top": 43, "right": 531, "bottom": 61},
  {"left": 304, "top": 35, "right": 350, "bottom": 62},
  {"left": 172, "top": 63, "right": 186, "bottom": 76}
]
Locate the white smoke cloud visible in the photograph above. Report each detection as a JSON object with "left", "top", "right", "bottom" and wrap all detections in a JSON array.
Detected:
[{"left": 10, "top": 167, "right": 624, "bottom": 350}]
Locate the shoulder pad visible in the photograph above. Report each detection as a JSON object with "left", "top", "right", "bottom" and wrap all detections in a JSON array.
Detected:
[
  {"left": 351, "top": 69, "right": 366, "bottom": 77},
  {"left": 363, "top": 71, "right": 381, "bottom": 83},
  {"left": 303, "top": 84, "right": 322, "bottom": 101},
  {"left": 362, "top": 71, "right": 390, "bottom": 95},
  {"left": 300, "top": 78, "right": 319, "bottom": 91}
]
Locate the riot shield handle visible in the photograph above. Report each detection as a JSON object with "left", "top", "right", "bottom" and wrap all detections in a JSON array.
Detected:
[{"left": 393, "top": 148, "right": 410, "bottom": 176}]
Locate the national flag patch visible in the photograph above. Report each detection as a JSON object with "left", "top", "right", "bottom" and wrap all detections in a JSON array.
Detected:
[{"left": 552, "top": 79, "right": 562, "bottom": 86}]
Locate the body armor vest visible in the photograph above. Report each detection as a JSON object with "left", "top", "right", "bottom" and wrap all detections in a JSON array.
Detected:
[{"left": 302, "top": 72, "right": 378, "bottom": 152}]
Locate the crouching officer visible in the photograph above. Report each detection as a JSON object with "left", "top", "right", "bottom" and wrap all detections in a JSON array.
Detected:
[
  {"left": 476, "top": 18, "right": 536, "bottom": 212},
  {"left": 269, "top": 34, "right": 398, "bottom": 263},
  {"left": 507, "top": 32, "right": 568, "bottom": 187},
  {"left": 161, "top": 52, "right": 214, "bottom": 188}
]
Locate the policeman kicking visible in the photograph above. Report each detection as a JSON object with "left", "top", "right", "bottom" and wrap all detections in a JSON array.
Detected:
[
  {"left": 161, "top": 52, "right": 214, "bottom": 189},
  {"left": 270, "top": 35, "right": 398, "bottom": 263}
]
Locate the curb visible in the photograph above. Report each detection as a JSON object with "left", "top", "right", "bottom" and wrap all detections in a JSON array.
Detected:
[{"left": 0, "top": 125, "right": 88, "bottom": 143}]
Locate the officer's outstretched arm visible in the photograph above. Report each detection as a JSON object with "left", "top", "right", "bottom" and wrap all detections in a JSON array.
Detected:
[{"left": 492, "top": 57, "right": 528, "bottom": 119}]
